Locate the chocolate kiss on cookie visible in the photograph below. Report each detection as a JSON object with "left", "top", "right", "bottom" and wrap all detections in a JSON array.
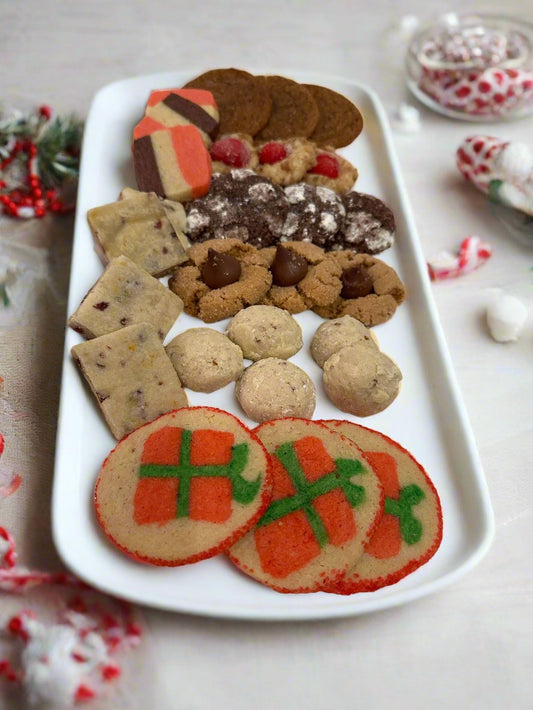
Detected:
[
  {"left": 201, "top": 248, "right": 242, "bottom": 288},
  {"left": 255, "top": 76, "right": 319, "bottom": 141},
  {"left": 304, "top": 84, "right": 364, "bottom": 148},
  {"left": 320, "top": 420, "right": 443, "bottom": 594},
  {"left": 271, "top": 245, "right": 308, "bottom": 286}
]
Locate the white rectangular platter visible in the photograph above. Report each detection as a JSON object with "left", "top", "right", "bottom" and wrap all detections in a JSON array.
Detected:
[{"left": 53, "top": 70, "right": 494, "bottom": 620}]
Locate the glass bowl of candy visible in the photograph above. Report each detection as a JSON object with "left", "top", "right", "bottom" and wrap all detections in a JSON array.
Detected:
[{"left": 406, "top": 12, "right": 533, "bottom": 121}]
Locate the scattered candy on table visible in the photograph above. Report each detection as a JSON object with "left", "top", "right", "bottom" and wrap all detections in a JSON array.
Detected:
[
  {"left": 427, "top": 235, "right": 492, "bottom": 281},
  {"left": 486, "top": 293, "right": 528, "bottom": 342},
  {"left": 457, "top": 135, "right": 533, "bottom": 217}
]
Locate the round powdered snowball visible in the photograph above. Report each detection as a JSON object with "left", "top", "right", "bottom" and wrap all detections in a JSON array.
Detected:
[
  {"left": 235, "top": 358, "right": 316, "bottom": 423},
  {"left": 165, "top": 328, "right": 243, "bottom": 392},
  {"left": 310, "top": 315, "right": 379, "bottom": 368},
  {"left": 486, "top": 294, "right": 527, "bottom": 343},
  {"left": 323, "top": 343, "right": 402, "bottom": 416},
  {"left": 226, "top": 305, "right": 303, "bottom": 360}
]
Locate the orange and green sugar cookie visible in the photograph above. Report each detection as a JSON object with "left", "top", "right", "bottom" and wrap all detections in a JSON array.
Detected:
[
  {"left": 321, "top": 420, "right": 443, "bottom": 593},
  {"left": 94, "top": 407, "right": 272, "bottom": 566},
  {"left": 228, "top": 418, "right": 383, "bottom": 593}
]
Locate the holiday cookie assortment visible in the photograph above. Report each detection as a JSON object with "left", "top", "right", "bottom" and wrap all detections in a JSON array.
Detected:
[{"left": 68, "top": 68, "right": 444, "bottom": 596}]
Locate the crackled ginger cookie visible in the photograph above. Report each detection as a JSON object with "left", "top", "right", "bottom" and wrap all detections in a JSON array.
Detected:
[
  {"left": 313, "top": 252, "right": 406, "bottom": 326},
  {"left": 168, "top": 238, "right": 272, "bottom": 323},
  {"left": 259, "top": 241, "right": 342, "bottom": 314},
  {"left": 183, "top": 68, "right": 272, "bottom": 136},
  {"left": 254, "top": 75, "right": 319, "bottom": 141},
  {"left": 303, "top": 83, "right": 364, "bottom": 148}
]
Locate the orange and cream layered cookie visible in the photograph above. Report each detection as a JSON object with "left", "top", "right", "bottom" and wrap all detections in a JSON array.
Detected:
[
  {"left": 321, "top": 420, "right": 443, "bottom": 593},
  {"left": 133, "top": 124, "right": 211, "bottom": 202},
  {"left": 143, "top": 88, "right": 220, "bottom": 145},
  {"left": 228, "top": 418, "right": 384, "bottom": 593},
  {"left": 94, "top": 407, "right": 273, "bottom": 566}
]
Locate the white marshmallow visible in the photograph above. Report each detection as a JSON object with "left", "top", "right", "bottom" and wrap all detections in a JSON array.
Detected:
[{"left": 486, "top": 294, "right": 527, "bottom": 342}]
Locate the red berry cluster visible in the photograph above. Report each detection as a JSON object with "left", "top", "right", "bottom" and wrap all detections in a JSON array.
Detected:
[{"left": 0, "top": 105, "right": 73, "bottom": 219}]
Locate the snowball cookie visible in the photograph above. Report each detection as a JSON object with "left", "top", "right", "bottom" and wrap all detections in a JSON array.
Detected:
[
  {"left": 323, "top": 343, "right": 402, "bottom": 416},
  {"left": 310, "top": 315, "right": 379, "bottom": 368},
  {"left": 165, "top": 328, "right": 243, "bottom": 392},
  {"left": 235, "top": 358, "right": 316, "bottom": 423},
  {"left": 226, "top": 305, "right": 303, "bottom": 361}
]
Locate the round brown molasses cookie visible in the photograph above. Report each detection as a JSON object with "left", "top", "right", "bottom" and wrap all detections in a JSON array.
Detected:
[
  {"left": 185, "top": 170, "right": 290, "bottom": 247},
  {"left": 168, "top": 238, "right": 272, "bottom": 323},
  {"left": 341, "top": 191, "right": 396, "bottom": 254},
  {"left": 183, "top": 68, "right": 272, "bottom": 136},
  {"left": 313, "top": 252, "right": 406, "bottom": 326},
  {"left": 210, "top": 133, "right": 259, "bottom": 173},
  {"left": 304, "top": 147, "right": 359, "bottom": 195},
  {"left": 255, "top": 75, "right": 319, "bottom": 141},
  {"left": 259, "top": 241, "right": 342, "bottom": 313},
  {"left": 304, "top": 84, "right": 364, "bottom": 148},
  {"left": 255, "top": 138, "right": 316, "bottom": 186},
  {"left": 282, "top": 183, "right": 345, "bottom": 248}
]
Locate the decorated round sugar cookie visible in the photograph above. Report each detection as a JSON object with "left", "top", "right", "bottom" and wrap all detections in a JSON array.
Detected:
[
  {"left": 94, "top": 407, "right": 272, "bottom": 566},
  {"left": 228, "top": 418, "right": 384, "bottom": 593},
  {"left": 321, "top": 420, "right": 443, "bottom": 594}
]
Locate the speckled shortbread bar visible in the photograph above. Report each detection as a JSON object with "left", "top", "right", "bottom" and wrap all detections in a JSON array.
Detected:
[
  {"left": 71, "top": 323, "right": 188, "bottom": 440},
  {"left": 68, "top": 255, "right": 184, "bottom": 341},
  {"left": 87, "top": 189, "right": 189, "bottom": 277}
]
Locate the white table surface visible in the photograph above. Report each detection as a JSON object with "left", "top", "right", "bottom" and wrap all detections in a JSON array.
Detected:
[{"left": 1, "top": 1, "right": 532, "bottom": 709}]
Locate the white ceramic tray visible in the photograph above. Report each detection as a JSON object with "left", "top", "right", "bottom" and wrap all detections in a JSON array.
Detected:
[{"left": 53, "top": 70, "right": 494, "bottom": 620}]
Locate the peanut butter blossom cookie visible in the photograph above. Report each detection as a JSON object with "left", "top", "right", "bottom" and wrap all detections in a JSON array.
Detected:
[
  {"left": 94, "top": 407, "right": 273, "bottom": 566},
  {"left": 228, "top": 418, "right": 384, "bottom": 593},
  {"left": 321, "top": 420, "right": 443, "bottom": 593}
]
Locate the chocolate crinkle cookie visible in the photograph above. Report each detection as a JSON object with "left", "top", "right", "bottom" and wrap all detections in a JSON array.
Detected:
[
  {"left": 282, "top": 183, "right": 346, "bottom": 248},
  {"left": 185, "top": 169, "right": 289, "bottom": 247},
  {"left": 340, "top": 191, "right": 395, "bottom": 254}
]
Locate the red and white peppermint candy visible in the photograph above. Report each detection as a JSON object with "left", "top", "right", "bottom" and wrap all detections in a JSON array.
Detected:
[
  {"left": 456, "top": 135, "right": 508, "bottom": 192},
  {"left": 427, "top": 235, "right": 493, "bottom": 281}
]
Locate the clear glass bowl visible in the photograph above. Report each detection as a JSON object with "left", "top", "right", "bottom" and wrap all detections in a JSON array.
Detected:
[{"left": 406, "top": 12, "right": 533, "bottom": 121}]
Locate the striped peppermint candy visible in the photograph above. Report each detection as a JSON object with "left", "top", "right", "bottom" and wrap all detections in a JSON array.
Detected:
[{"left": 456, "top": 135, "right": 508, "bottom": 193}]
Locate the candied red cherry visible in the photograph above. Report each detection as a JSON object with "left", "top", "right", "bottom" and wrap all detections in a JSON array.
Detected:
[
  {"left": 259, "top": 142, "right": 288, "bottom": 164},
  {"left": 308, "top": 153, "right": 339, "bottom": 179},
  {"left": 210, "top": 137, "right": 250, "bottom": 168}
]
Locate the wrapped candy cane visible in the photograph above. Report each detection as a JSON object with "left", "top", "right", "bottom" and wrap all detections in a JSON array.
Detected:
[
  {"left": 457, "top": 135, "right": 533, "bottom": 217},
  {"left": 427, "top": 235, "right": 492, "bottom": 281}
]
